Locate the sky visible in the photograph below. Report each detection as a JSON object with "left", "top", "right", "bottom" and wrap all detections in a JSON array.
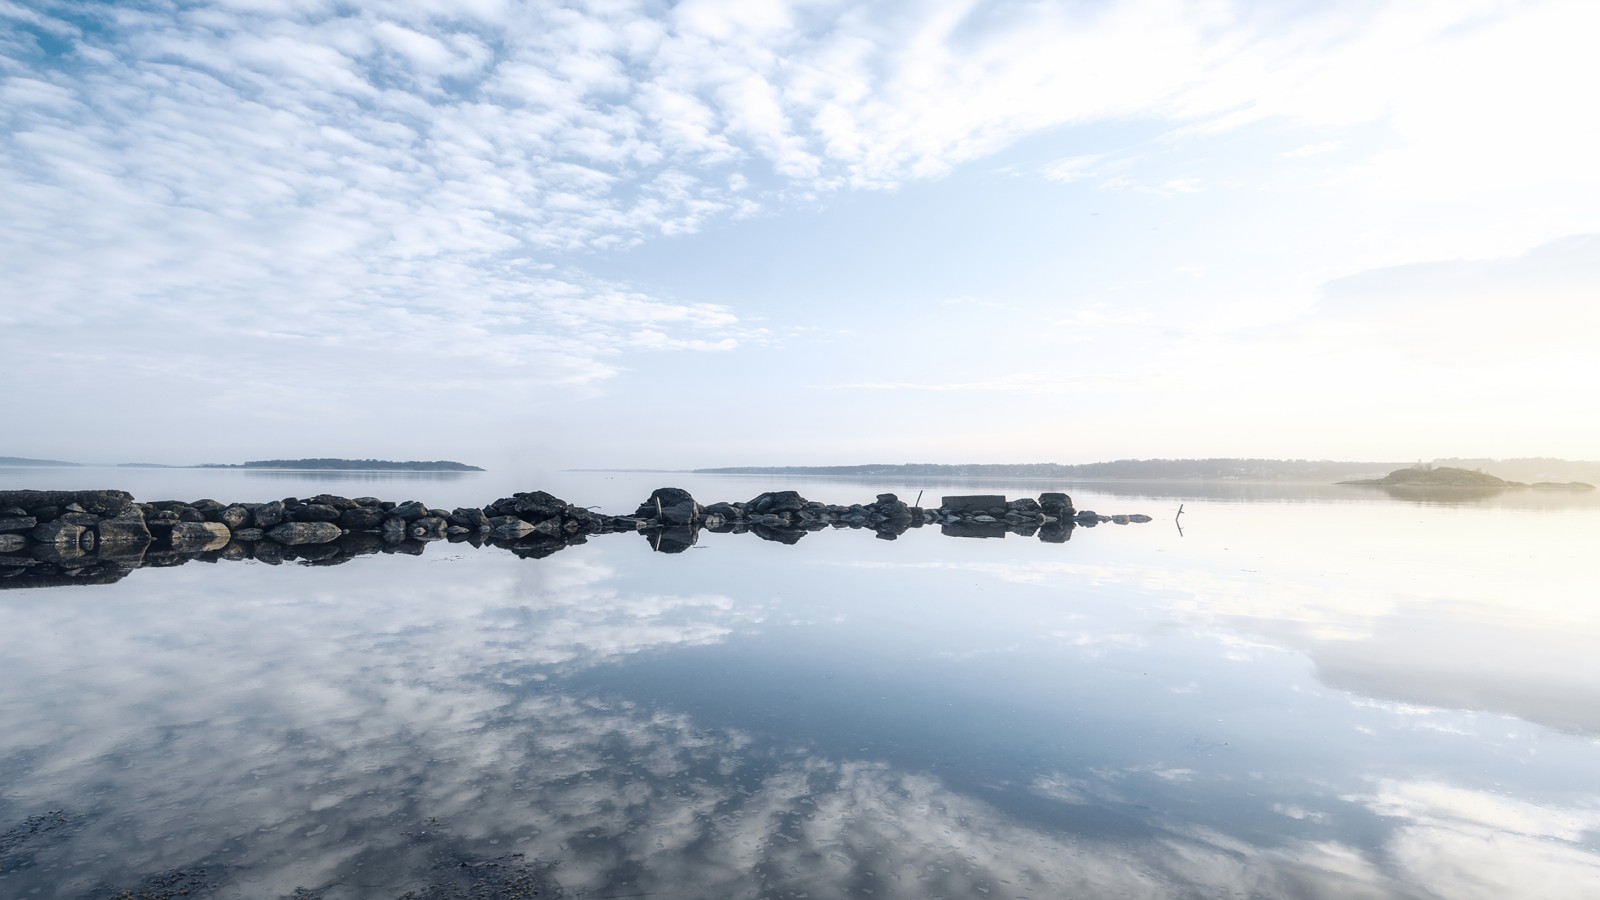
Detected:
[{"left": 2, "top": 0, "right": 1597, "bottom": 470}]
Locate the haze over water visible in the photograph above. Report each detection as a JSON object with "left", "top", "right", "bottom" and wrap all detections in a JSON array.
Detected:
[{"left": 3, "top": 469, "right": 1597, "bottom": 898}]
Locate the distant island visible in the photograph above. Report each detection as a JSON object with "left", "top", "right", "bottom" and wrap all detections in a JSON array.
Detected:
[
  {"left": 197, "top": 458, "right": 485, "bottom": 472},
  {"left": 695, "top": 459, "right": 1406, "bottom": 481},
  {"left": 1340, "top": 465, "right": 1594, "bottom": 491},
  {"left": 693, "top": 457, "right": 1600, "bottom": 485},
  {"left": 0, "top": 456, "right": 80, "bottom": 467}
]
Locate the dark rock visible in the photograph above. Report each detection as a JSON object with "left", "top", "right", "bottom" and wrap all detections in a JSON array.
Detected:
[
  {"left": 488, "top": 516, "right": 535, "bottom": 539},
  {"left": 389, "top": 500, "right": 429, "bottom": 521},
  {"left": 448, "top": 507, "right": 490, "bottom": 530},
  {"left": 232, "top": 528, "right": 264, "bottom": 541},
  {"left": 254, "top": 500, "right": 285, "bottom": 529},
  {"left": 702, "top": 502, "right": 741, "bottom": 520},
  {"left": 218, "top": 506, "right": 252, "bottom": 530},
  {"left": 337, "top": 506, "right": 388, "bottom": 530},
  {"left": 635, "top": 487, "right": 699, "bottom": 522},
  {"left": 309, "top": 493, "right": 358, "bottom": 510},
  {"left": 0, "top": 489, "right": 135, "bottom": 518},
  {"left": 266, "top": 522, "right": 341, "bottom": 545},
  {"left": 96, "top": 509, "right": 152, "bottom": 547},
  {"left": 30, "top": 521, "right": 86, "bottom": 546},
  {"left": 487, "top": 491, "right": 567, "bottom": 521},
  {"left": 0, "top": 516, "right": 37, "bottom": 533},
  {"left": 410, "top": 516, "right": 449, "bottom": 540},
  {"left": 381, "top": 516, "right": 408, "bottom": 535},
  {"left": 1038, "top": 492, "right": 1074, "bottom": 516},
  {"left": 1128, "top": 514, "right": 1153, "bottom": 523},
  {"left": 169, "top": 521, "right": 231, "bottom": 551},
  {"left": 290, "top": 503, "right": 342, "bottom": 523},
  {"left": 941, "top": 495, "right": 1007, "bottom": 515},
  {"left": 190, "top": 499, "right": 225, "bottom": 517},
  {"left": 746, "top": 490, "right": 806, "bottom": 515},
  {"left": 0, "top": 534, "right": 24, "bottom": 552}
]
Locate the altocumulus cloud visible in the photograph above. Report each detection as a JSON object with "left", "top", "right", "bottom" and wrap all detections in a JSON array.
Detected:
[{"left": 3, "top": 0, "right": 1595, "bottom": 457}]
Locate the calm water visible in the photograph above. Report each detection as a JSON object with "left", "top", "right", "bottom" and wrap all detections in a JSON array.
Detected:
[{"left": 2, "top": 469, "right": 1598, "bottom": 899}]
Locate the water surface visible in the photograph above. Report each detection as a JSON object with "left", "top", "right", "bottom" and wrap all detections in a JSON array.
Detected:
[{"left": 2, "top": 470, "right": 1597, "bottom": 898}]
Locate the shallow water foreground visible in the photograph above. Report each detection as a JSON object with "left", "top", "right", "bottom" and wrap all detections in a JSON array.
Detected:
[{"left": 1, "top": 474, "right": 1598, "bottom": 899}]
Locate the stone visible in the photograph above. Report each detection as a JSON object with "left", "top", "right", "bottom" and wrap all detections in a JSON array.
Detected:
[
  {"left": 746, "top": 490, "right": 806, "bottom": 515},
  {"left": 266, "top": 522, "right": 342, "bottom": 545},
  {"left": 0, "top": 516, "right": 37, "bottom": 533},
  {"left": 487, "top": 491, "right": 567, "bottom": 521},
  {"left": 389, "top": 500, "right": 428, "bottom": 521},
  {"left": 635, "top": 488, "right": 698, "bottom": 522},
  {"left": 1128, "top": 514, "right": 1153, "bottom": 523},
  {"left": 169, "top": 521, "right": 231, "bottom": 552},
  {"left": 218, "top": 506, "right": 252, "bottom": 530},
  {"left": 96, "top": 510, "right": 152, "bottom": 547},
  {"left": 0, "top": 534, "right": 25, "bottom": 552},
  {"left": 0, "top": 490, "right": 135, "bottom": 518},
  {"left": 309, "top": 493, "right": 358, "bottom": 510},
  {"left": 290, "top": 503, "right": 342, "bottom": 522},
  {"left": 489, "top": 516, "right": 535, "bottom": 539},
  {"left": 1038, "top": 492, "right": 1074, "bottom": 516},
  {"left": 254, "top": 500, "right": 285, "bottom": 529},
  {"left": 381, "top": 516, "right": 408, "bottom": 535},
  {"left": 448, "top": 507, "right": 490, "bottom": 530},
  {"left": 30, "top": 521, "right": 86, "bottom": 546},
  {"left": 941, "top": 495, "right": 1007, "bottom": 515},
  {"left": 337, "top": 507, "right": 388, "bottom": 530},
  {"left": 942, "top": 521, "right": 1007, "bottom": 539},
  {"left": 410, "top": 516, "right": 449, "bottom": 540},
  {"left": 233, "top": 528, "right": 265, "bottom": 541}
]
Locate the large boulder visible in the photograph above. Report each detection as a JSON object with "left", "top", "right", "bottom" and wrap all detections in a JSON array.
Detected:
[
  {"left": 96, "top": 509, "right": 152, "bottom": 547},
  {"left": 29, "top": 521, "right": 86, "bottom": 547},
  {"left": 337, "top": 507, "right": 388, "bottom": 530},
  {"left": 218, "top": 506, "right": 253, "bottom": 530},
  {"left": 1038, "top": 492, "right": 1074, "bottom": 516},
  {"left": 0, "top": 490, "right": 135, "bottom": 518},
  {"left": 488, "top": 516, "right": 535, "bottom": 539},
  {"left": 169, "top": 521, "right": 231, "bottom": 552},
  {"left": 290, "top": 503, "right": 342, "bottom": 522},
  {"left": 267, "top": 522, "right": 342, "bottom": 545},
  {"left": 940, "top": 495, "right": 1007, "bottom": 516},
  {"left": 746, "top": 491, "right": 807, "bottom": 515},
  {"left": 635, "top": 488, "right": 699, "bottom": 524},
  {"left": 486, "top": 491, "right": 567, "bottom": 521},
  {"left": 253, "top": 500, "right": 285, "bottom": 529},
  {"left": 0, "top": 516, "right": 37, "bottom": 533}
]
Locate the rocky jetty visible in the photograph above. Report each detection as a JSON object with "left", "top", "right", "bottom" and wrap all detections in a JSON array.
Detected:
[{"left": 0, "top": 487, "right": 1152, "bottom": 590}]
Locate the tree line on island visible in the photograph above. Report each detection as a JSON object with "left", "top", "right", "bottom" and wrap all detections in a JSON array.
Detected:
[{"left": 693, "top": 457, "right": 1600, "bottom": 485}]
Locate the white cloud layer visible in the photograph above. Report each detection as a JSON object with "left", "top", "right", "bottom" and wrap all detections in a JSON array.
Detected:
[{"left": 2, "top": 0, "right": 1596, "bottom": 461}]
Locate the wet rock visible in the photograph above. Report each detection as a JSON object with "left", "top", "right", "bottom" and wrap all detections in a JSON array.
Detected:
[
  {"left": 489, "top": 516, "right": 535, "bottom": 539},
  {"left": 267, "top": 522, "right": 341, "bottom": 545},
  {"left": 309, "top": 493, "right": 358, "bottom": 510},
  {"left": 233, "top": 528, "right": 264, "bottom": 541},
  {"left": 635, "top": 487, "right": 699, "bottom": 524},
  {"left": 410, "top": 516, "right": 449, "bottom": 540},
  {"left": 941, "top": 495, "right": 1007, "bottom": 515},
  {"left": 96, "top": 509, "right": 152, "bottom": 547},
  {"left": 254, "top": 500, "right": 285, "bottom": 529},
  {"left": 30, "top": 521, "right": 86, "bottom": 547},
  {"left": 1038, "top": 521, "right": 1073, "bottom": 543},
  {"left": 389, "top": 500, "right": 429, "bottom": 521},
  {"left": 337, "top": 506, "right": 388, "bottom": 530},
  {"left": 0, "top": 489, "right": 135, "bottom": 518},
  {"left": 486, "top": 491, "right": 567, "bottom": 521},
  {"left": 746, "top": 490, "right": 806, "bottom": 515},
  {"left": 0, "top": 534, "right": 25, "bottom": 552},
  {"left": 290, "top": 503, "right": 342, "bottom": 523},
  {"left": 1038, "top": 492, "right": 1074, "bottom": 516},
  {"left": 218, "top": 505, "right": 252, "bottom": 530},
  {"left": 0, "top": 516, "right": 37, "bottom": 533},
  {"left": 448, "top": 507, "right": 491, "bottom": 530},
  {"left": 169, "top": 521, "right": 231, "bottom": 552}
]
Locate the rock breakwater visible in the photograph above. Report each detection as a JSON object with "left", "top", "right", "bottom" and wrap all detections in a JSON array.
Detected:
[{"left": 0, "top": 487, "right": 1152, "bottom": 591}]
